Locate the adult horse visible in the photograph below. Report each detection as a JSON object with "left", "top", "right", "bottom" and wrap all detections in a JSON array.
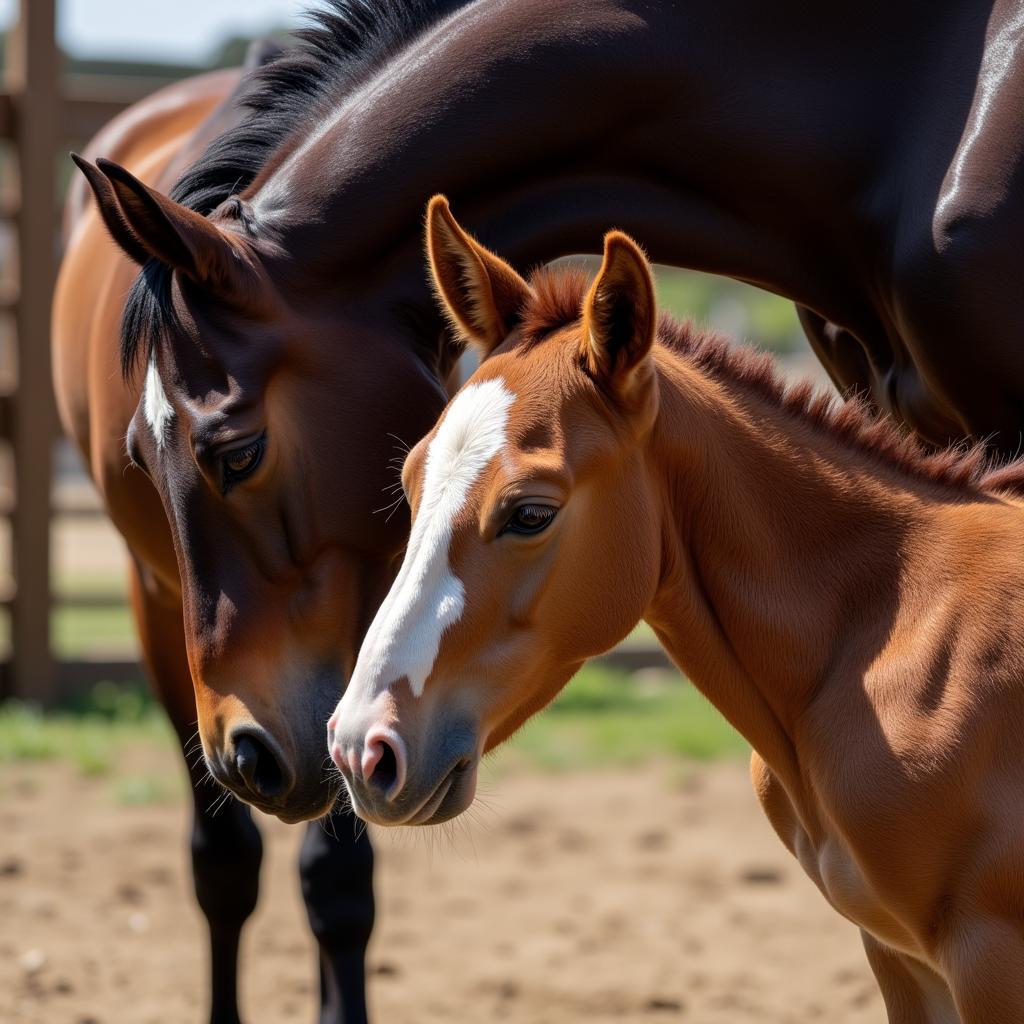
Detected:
[
  {"left": 51, "top": 32, "right": 441, "bottom": 1024},
  {"left": 53, "top": 0, "right": 1023, "bottom": 1019}
]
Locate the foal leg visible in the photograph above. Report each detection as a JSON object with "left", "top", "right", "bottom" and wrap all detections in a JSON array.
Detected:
[
  {"left": 130, "top": 562, "right": 262, "bottom": 1024},
  {"left": 860, "top": 931, "right": 957, "bottom": 1024},
  {"left": 299, "top": 819, "right": 375, "bottom": 1024},
  {"left": 944, "top": 918, "right": 1024, "bottom": 1024}
]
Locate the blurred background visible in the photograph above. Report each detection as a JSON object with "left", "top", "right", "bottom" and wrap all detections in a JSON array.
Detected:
[{"left": 0, "top": 7, "right": 872, "bottom": 1023}]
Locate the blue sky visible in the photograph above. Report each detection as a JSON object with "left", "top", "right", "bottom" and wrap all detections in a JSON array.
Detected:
[{"left": 0, "top": 1, "right": 326, "bottom": 63}]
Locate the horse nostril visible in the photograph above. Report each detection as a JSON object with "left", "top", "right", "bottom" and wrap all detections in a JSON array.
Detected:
[
  {"left": 233, "top": 731, "right": 287, "bottom": 800},
  {"left": 374, "top": 742, "right": 398, "bottom": 788},
  {"left": 362, "top": 730, "right": 407, "bottom": 800}
]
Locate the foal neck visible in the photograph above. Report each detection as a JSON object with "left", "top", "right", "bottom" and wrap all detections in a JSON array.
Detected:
[{"left": 644, "top": 343, "right": 970, "bottom": 815}]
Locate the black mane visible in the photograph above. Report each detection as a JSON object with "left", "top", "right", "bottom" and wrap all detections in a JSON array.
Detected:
[{"left": 120, "top": 0, "right": 465, "bottom": 377}]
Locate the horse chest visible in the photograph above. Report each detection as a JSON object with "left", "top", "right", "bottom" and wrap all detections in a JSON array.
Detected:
[
  {"left": 799, "top": 833, "right": 926, "bottom": 959},
  {"left": 754, "top": 758, "right": 934, "bottom": 965}
]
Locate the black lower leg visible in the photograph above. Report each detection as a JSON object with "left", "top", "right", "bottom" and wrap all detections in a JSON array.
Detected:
[
  {"left": 299, "top": 814, "right": 375, "bottom": 1024},
  {"left": 191, "top": 796, "right": 263, "bottom": 1024}
]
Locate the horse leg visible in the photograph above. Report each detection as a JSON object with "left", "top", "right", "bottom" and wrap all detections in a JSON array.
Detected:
[
  {"left": 860, "top": 931, "right": 957, "bottom": 1024},
  {"left": 299, "top": 818, "right": 374, "bottom": 1024},
  {"left": 944, "top": 918, "right": 1024, "bottom": 1024},
  {"left": 129, "top": 560, "right": 262, "bottom": 1024},
  {"left": 190, "top": 789, "right": 262, "bottom": 1024},
  {"left": 795, "top": 305, "right": 877, "bottom": 401}
]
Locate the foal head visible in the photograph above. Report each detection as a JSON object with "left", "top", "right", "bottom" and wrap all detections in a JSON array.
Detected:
[
  {"left": 77, "top": 158, "right": 448, "bottom": 822},
  {"left": 330, "top": 198, "right": 664, "bottom": 825}
]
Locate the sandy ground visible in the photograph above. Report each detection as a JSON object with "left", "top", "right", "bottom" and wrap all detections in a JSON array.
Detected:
[{"left": 0, "top": 751, "right": 884, "bottom": 1024}]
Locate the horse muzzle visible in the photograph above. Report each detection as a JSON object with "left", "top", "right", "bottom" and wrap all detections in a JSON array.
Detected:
[
  {"left": 207, "top": 723, "right": 341, "bottom": 823},
  {"left": 328, "top": 712, "right": 479, "bottom": 826}
]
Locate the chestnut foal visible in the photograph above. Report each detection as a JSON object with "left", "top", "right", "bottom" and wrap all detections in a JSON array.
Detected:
[{"left": 330, "top": 198, "right": 1024, "bottom": 1022}]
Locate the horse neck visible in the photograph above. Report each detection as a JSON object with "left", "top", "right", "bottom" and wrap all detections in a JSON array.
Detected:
[
  {"left": 643, "top": 347, "right": 953, "bottom": 808},
  {"left": 247, "top": 0, "right": 914, "bottom": 323},
  {"left": 253, "top": 1, "right": 659, "bottom": 268}
]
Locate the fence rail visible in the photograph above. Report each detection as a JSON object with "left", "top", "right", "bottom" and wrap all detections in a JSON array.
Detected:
[{"left": 0, "top": 0, "right": 172, "bottom": 704}]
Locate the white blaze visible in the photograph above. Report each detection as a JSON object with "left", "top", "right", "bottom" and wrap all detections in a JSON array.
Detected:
[
  {"left": 349, "top": 378, "right": 516, "bottom": 700},
  {"left": 143, "top": 359, "right": 174, "bottom": 448}
]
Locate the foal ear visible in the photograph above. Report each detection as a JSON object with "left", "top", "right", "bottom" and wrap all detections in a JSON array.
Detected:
[
  {"left": 426, "top": 195, "right": 532, "bottom": 355},
  {"left": 581, "top": 231, "right": 656, "bottom": 394},
  {"left": 73, "top": 154, "right": 244, "bottom": 291}
]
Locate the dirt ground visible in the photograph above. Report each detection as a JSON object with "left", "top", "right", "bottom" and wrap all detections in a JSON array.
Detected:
[{"left": 0, "top": 751, "right": 884, "bottom": 1024}]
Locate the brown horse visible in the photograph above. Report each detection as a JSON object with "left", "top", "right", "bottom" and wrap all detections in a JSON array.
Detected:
[
  {"left": 331, "top": 200, "right": 1024, "bottom": 1021},
  {"left": 52, "top": 0, "right": 1024, "bottom": 1018},
  {"left": 50, "top": 39, "right": 414, "bottom": 1024}
]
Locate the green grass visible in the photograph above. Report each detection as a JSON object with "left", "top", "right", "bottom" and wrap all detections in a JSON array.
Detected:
[
  {"left": 52, "top": 605, "right": 138, "bottom": 658},
  {"left": 0, "top": 571, "right": 149, "bottom": 660},
  {"left": 0, "top": 682, "right": 173, "bottom": 779},
  {"left": 0, "top": 663, "right": 746, "bottom": 795},
  {"left": 555, "top": 259, "right": 804, "bottom": 355},
  {"left": 52, "top": 571, "right": 132, "bottom": 599},
  {"left": 654, "top": 266, "right": 803, "bottom": 355},
  {"left": 113, "top": 774, "right": 183, "bottom": 805},
  {"left": 502, "top": 663, "right": 748, "bottom": 771}
]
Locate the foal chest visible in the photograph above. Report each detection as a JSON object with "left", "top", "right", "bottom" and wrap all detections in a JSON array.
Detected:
[{"left": 750, "top": 753, "right": 938, "bottom": 966}]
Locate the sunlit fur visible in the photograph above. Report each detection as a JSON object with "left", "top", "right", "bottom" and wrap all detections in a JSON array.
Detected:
[{"left": 338, "top": 206, "right": 1024, "bottom": 1019}]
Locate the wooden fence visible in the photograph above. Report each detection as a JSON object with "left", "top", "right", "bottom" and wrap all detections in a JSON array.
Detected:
[{"left": 0, "top": 0, "right": 181, "bottom": 704}]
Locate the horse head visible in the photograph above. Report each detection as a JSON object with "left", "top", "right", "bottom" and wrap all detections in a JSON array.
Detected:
[{"left": 77, "top": 156, "right": 450, "bottom": 822}]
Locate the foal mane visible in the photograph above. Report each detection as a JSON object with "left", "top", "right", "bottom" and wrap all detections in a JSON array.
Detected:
[
  {"left": 120, "top": 0, "right": 466, "bottom": 377},
  {"left": 520, "top": 265, "right": 1024, "bottom": 500}
]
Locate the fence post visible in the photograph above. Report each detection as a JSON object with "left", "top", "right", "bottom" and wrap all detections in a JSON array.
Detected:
[{"left": 6, "top": 0, "right": 58, "bottom": 703}]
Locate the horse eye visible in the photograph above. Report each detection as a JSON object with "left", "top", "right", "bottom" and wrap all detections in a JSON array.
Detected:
[
  {"left": 221, "top": 435, "right": 266, "bottom": 492},
  {"left": 501, "top": 504, "right": 557, "bottom": 536}
]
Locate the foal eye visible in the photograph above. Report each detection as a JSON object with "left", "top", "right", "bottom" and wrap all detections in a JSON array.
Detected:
[
  {"left": 501, "top": 504, "right": 557, "bottom": 536},
  {"left": 221, "top": 435, "right": 266, "bottom": 492}
]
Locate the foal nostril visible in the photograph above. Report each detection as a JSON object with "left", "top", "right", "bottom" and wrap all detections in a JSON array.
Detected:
[
  {"left": 233, "top": 731, "right": 288, "bottom": 800},
  {"left": 362, "top": 729, "right": 407, "bottom": 800}
]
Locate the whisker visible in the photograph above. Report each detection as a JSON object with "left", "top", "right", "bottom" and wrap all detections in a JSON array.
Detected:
[
  {"left": 384, "top": 497, "right": 407, "bottom": 523},
  {"left": 207, "top": 788, "right": 233, "bottom": 817},
  {"left": 373, "top": 494, "right": 407, "bottom": 518}
]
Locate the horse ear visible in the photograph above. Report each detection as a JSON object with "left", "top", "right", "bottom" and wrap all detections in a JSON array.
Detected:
[
  {"left": 426, "top": 195, "right": 532, "bottom": 355},
  {"left": 71, "top": 153, "right": 151, "bottom": 266},
  {"left": 73, "top": 154, "right": 243, "bottom": 291},
  {"left": 581, "top": 231, "right": 656, "bottom": 395}
]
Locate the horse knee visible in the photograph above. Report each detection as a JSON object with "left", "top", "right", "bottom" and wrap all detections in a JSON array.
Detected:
[
  {"left": 299, "top": 822, "right": 375, "bottom": 949},
  {"left": 191, "top": 800, "right": 263, "bottom": 927},
  {"left": 944, "top": 919, "right": 1024, "bottom": 1024}
]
